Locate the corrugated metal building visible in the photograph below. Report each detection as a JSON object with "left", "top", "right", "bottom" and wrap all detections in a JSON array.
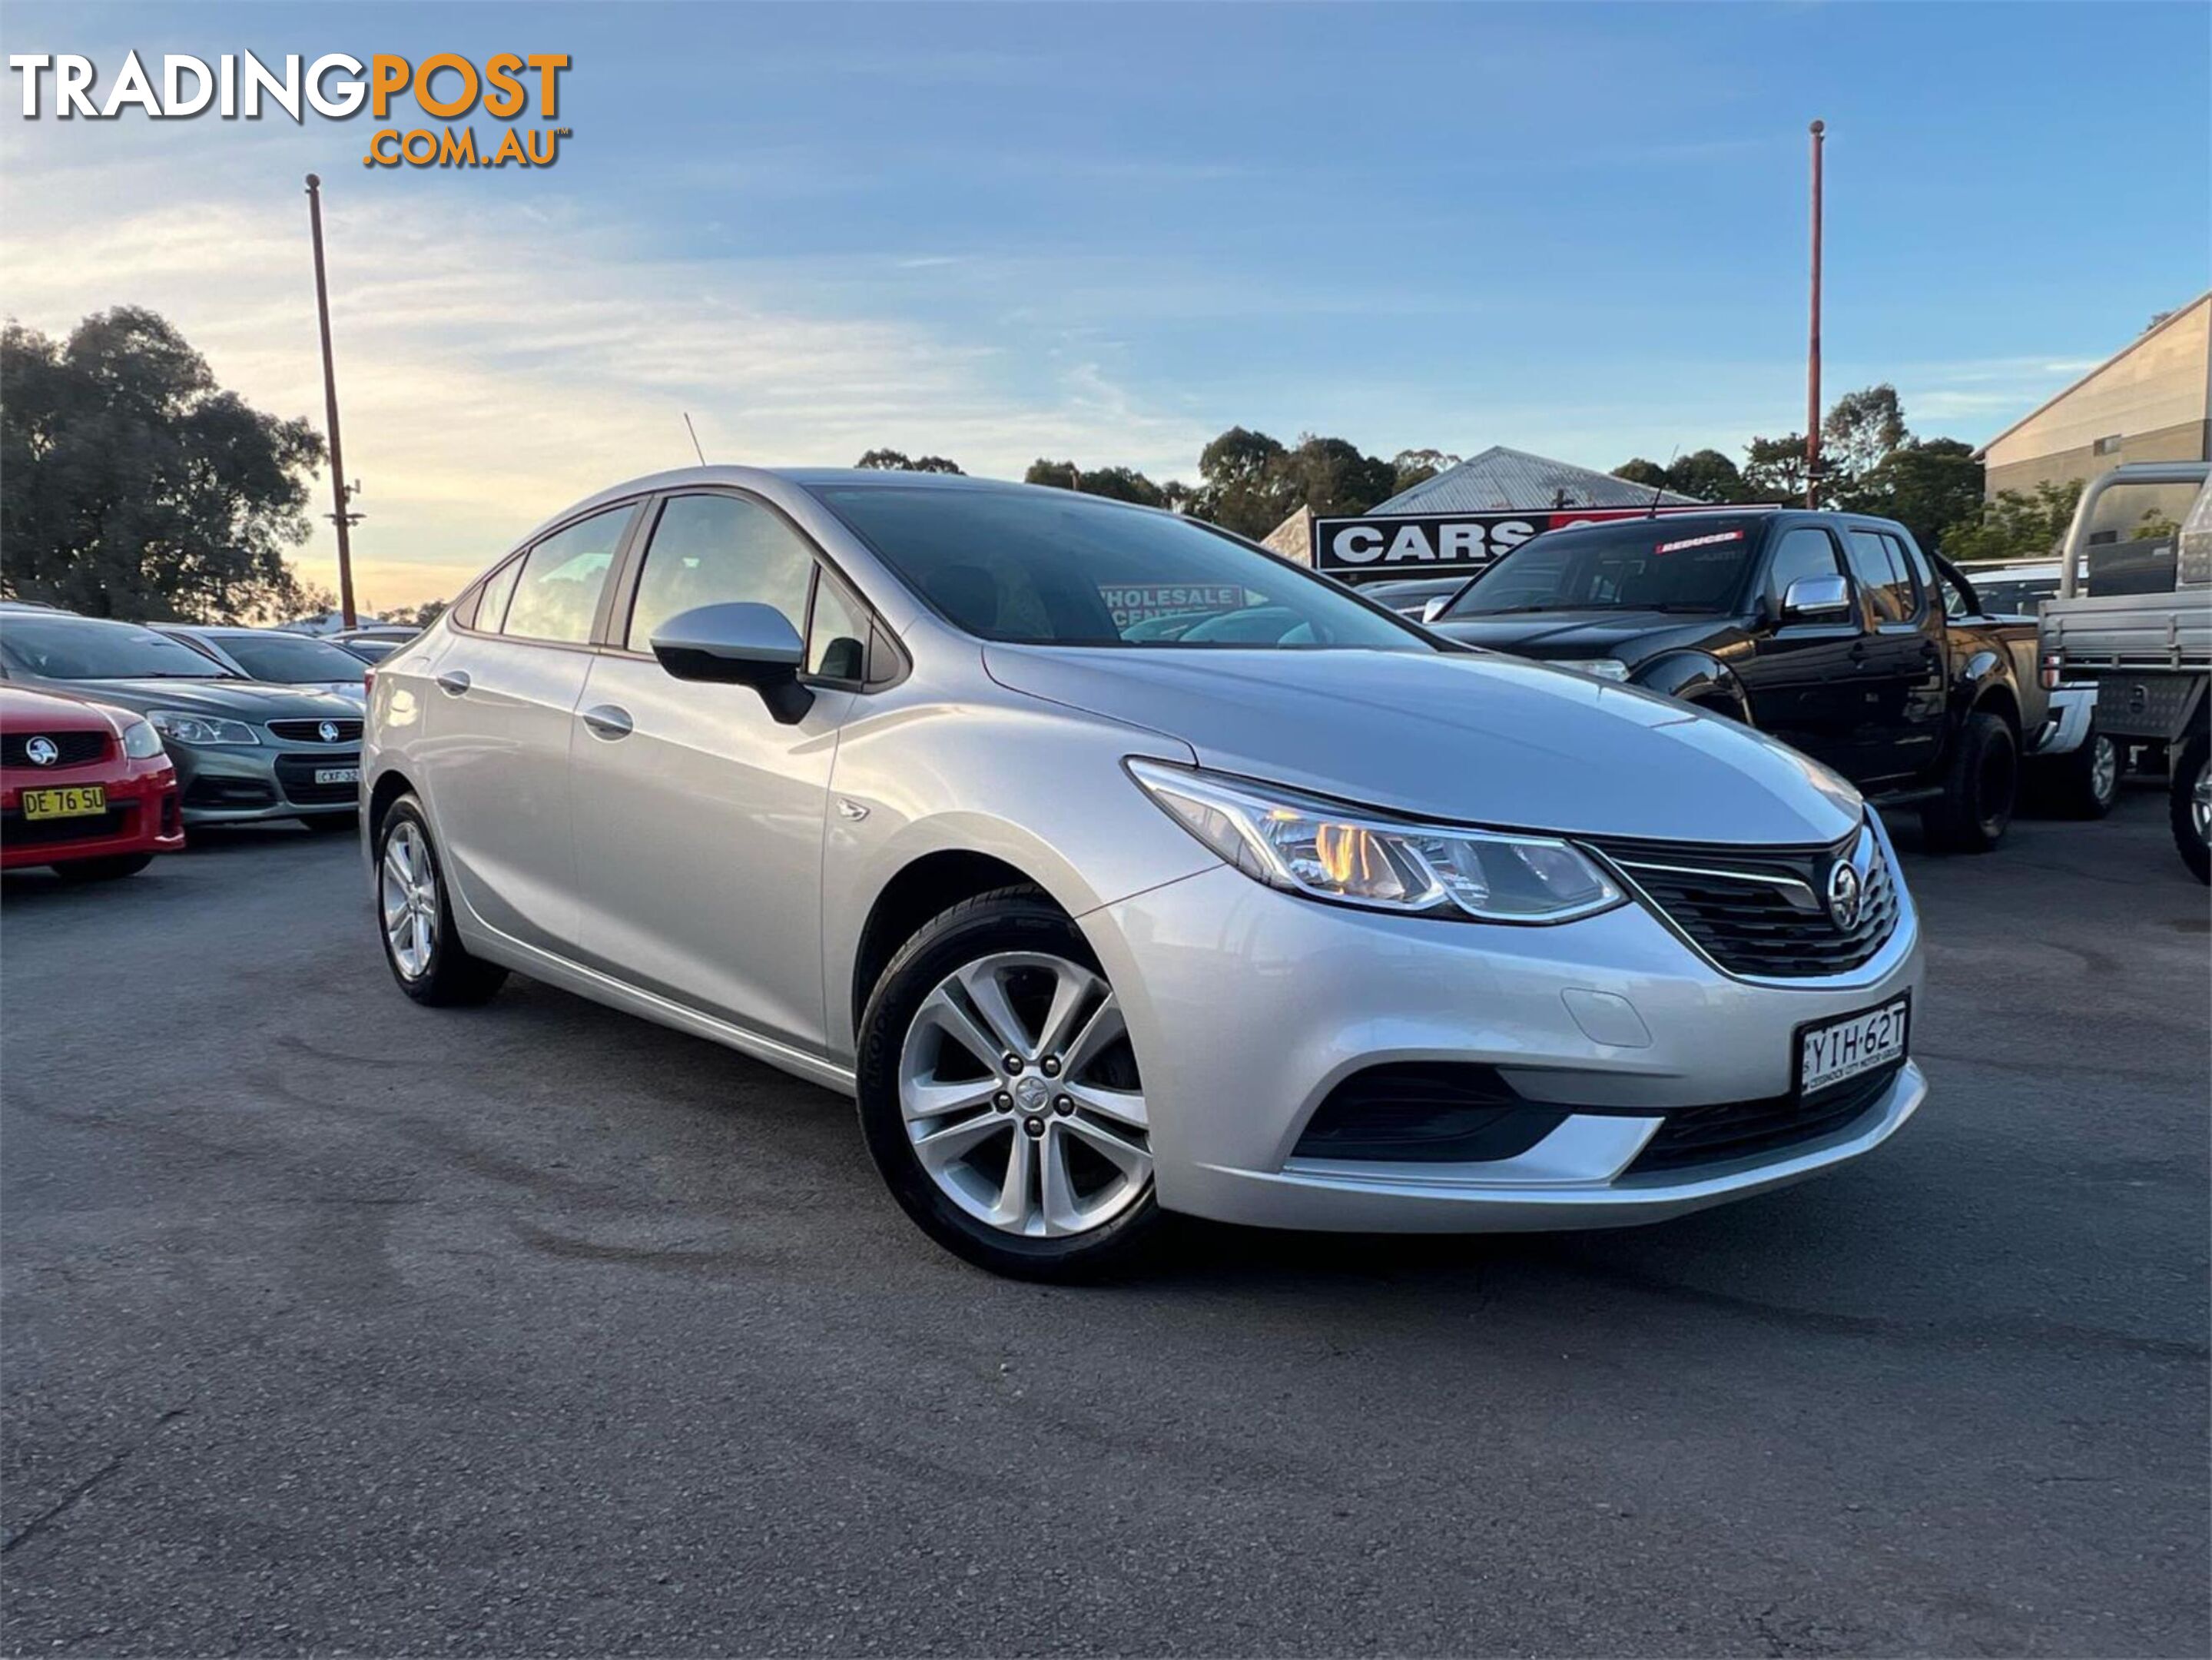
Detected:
[{"left": 1978, "top": 294, "right": 2211, "bottom": 500}]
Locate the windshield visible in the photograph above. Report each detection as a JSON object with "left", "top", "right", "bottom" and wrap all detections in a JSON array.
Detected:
[
  {"left": 1, "top": 616, "right": 238, "bottom": 680},
  {"left": 1443, "top": 517, "right": 1769, "bottom": 617},
  {"left": 210, "top": 632, "right": 367, "bottom": 683},
  {"left": 339, "top": 638, "right": 402, "bottom": 662},
  {"left": 815, "top": 485, "right": 1429, "bottom": 650}
]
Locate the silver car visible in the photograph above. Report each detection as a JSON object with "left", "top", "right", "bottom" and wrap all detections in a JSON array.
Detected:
[{"left": 363, "top": 468, "right": 1925, "bottom": 1278}]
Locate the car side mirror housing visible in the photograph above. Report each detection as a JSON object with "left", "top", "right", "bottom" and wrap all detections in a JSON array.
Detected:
[
  {"left": 1779, "top": 573, "right": 1852, "bottom": 625},
  {"left": 649, "top": 602, "right": 814, "bottom": 724},
  {"left": 1419, "top": 596, "right": 1448, "bottom": 623}
]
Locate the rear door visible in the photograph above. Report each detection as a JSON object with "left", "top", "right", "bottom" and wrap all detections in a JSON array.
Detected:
[
  {"left": 417, "top": 501, "right": 638, "bottom": 954},
  {"left": 1842, "top": 527, "right": 1945, "bottom": 784},
  {"left": 1734, "top": 524, "right": 1865, "bottom": 774},
  {"left": 567, "top": 490, "right": 864, "bottom": 1051}
]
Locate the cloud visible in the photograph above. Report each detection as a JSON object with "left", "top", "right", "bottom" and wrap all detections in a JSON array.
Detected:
[{"left": 2, "top": 169, "right": 1215, "bottom": 609}]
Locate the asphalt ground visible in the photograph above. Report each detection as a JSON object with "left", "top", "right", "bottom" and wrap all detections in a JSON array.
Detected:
[{"left": 3, "top": 788, "right": 2207, "bottom": 1656}]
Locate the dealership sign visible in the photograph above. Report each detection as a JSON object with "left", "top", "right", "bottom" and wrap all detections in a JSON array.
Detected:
[{"left": 1311, "top": 506, "right": 1713, "bottom": 576}]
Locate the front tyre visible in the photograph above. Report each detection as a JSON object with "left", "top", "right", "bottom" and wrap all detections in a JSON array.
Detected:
[
  {"left": 2041, "top": 725, "right": 2120, "bottom": 820},
  {"left": 856, "top": 887, "right": 1162, "bottom": 1280},
  {"left": 376, "top": 795, "right": 508, "bottom": 1006},
  {"left": 2171, "top": 729, "right": 2210, "bottom": 885},
  {"left": 1922, "top": 710, "right": 2017, "bottom": 853}
]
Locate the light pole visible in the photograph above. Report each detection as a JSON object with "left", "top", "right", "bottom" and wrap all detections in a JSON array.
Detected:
[
  {"left": 304, "top": 173, "right": 359, "bottom": 627},
  {"left": 1804, "top": 120, "right": 1825, "bottom": 510}
]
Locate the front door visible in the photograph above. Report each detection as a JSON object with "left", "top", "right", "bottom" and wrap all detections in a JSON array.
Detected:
[
  {"left": 568, "top": 491, "right": 859, "bottom": 1051},
  {"left": 1736, "top": 524, "right": 1865, "bottom": 776}
]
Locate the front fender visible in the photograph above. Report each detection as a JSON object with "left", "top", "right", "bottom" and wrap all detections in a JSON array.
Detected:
[{"left": 819, "top": 693, "right": 1214, "bottom": 1058}]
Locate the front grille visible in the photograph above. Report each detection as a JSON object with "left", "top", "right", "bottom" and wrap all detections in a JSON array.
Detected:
[
  {"left": 265, "top": 717, "right": 363, "bottom": 744},
  {"left": 2, "top": 730, "right": 109, "bottom": 768},
  {"left": 1587, "top": 824, "right": 1899, "bottom": 979},
  {"left": 274, "top": 752, "right": 360, "bottom": 805},
  {"left": 1624, "top": 1065, "right": 1899, "bottom": 1175},
  {"left": 1294, "top": 1064, "right": 1567, "bottom": 1164},
  {"left": 2, "top": 803, "right": 136, "bottom": 846}
]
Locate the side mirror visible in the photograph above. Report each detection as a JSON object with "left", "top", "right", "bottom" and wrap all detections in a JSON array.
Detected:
[
  {"left": 1779, "top": 573, "right": 1852, "bottom": 625},
  {"left": 1419, "top": 596, "right": 1448, "bottom": 623},
  {"left": 650, "top": 602, "right": 814, "bottom": 724}
]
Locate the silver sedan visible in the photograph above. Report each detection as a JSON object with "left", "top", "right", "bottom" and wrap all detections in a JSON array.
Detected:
[{"left": 363, "top": 468, "right": 1925, "bottom": 1278}]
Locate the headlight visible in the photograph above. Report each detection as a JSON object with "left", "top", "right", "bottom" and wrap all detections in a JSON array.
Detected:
[
  {"left": 1126, "top": 759, "right": 1624, "bottom": 924},
  {"left": 148, "top": 709, "right": 260, "bottom": 747},
  {"left": 1549, "top": 658, "right": 1630, "bottom": 682},
  {"left": 118, "top": 719, "right": 166, "bottom": 759}
]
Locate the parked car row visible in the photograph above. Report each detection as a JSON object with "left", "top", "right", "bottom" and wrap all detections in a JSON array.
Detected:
[{"left": 0, "top": 610, "right": 409, "bottom": 878}]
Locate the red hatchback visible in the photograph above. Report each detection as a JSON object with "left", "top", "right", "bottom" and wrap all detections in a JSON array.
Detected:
[{"left": 1, "top": 686, "right": 184, "bottom": 880}]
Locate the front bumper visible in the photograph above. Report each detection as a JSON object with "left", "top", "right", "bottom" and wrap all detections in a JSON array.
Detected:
[
  {"left": 2, "top": 758, "right": 184, "bottom": 868},
  {"left": 1083, "top": 825, "right": 1925, "bottom": 1233},
  {"left": 174, "top": 742, "right": 360, "bottom": 823}
]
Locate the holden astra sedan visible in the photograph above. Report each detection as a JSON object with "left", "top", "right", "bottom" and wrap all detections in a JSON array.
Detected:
[
  {"left": 1, "top": 686, "right": 184, "bottom": 879},
  {"left": 363, "top": 468, "right": 1925, "bottom": 1279},
  {"left": 1, "top": 613, "right": 366, "bottom": 829}
]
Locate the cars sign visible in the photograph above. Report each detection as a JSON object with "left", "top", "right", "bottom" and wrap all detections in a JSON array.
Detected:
[{"left": 1311, "top": 505, "right": 1719, "bottom": 578}]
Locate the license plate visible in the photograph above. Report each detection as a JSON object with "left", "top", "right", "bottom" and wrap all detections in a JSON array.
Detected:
[
  {"left": 1797, "top": 995, "right": 1909, "bottom": 1096},
  {"left": 315, "top": 767, "right": 361, "bottom": 786},
  {"left": 18, "top": 785, "right": 106, "bottom": 822}
]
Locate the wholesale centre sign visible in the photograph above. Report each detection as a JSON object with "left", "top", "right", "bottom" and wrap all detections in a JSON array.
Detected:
[{"left": 1312, "top": 506, "right": 1716, "bottom": 578}]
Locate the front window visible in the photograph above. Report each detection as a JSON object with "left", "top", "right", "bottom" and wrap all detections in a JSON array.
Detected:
[
  {"left": 0, "top": 616, "right": 238, "bottom": 679},
  {"left": 208, "top": 632, "right": 367, "bottom": 684},
  {"left": 1442, "top": 517, "right": 1768, "bottom": 618},
  {"left": 814, "top": 485, "right": 1426, "bottom": 650}
]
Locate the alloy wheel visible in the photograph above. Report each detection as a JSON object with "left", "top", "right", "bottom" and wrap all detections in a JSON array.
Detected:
[
  {"left": 2194, "top": 757, "right": 2211, "bottom": 846},
  {"left": 380, "top": 820, "right": 439, "bottom": 980},
  {"left": 2090, "top": 734, "right": 2118, "bottom": 807},
  {"left": 897, "top": 951, "right": 1150, "bottom": 1239}
]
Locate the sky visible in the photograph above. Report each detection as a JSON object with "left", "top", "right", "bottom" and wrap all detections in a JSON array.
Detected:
[{"left": 3, "top": 1, "right": 2207, "bottom": 611}]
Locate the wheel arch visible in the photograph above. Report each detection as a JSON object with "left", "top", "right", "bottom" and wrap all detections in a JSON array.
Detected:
[
  {"left": 850, "top": 848, "right": 1062, "bottom": 1035},
  {"left": 366, "top": 767, "right": 416, "bottom": 848}
]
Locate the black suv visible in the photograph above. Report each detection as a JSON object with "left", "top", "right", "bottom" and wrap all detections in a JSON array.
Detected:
[{"left": 1425, "top": 510, "right": 2041, "bottom": 851}]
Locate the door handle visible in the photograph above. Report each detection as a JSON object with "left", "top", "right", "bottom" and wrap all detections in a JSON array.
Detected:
[
  {"left": 435, "top": 669, "right": 472, "bottom": 696},
  {"left": 580, "top": 705, "right": 634, "bottom": 740}
]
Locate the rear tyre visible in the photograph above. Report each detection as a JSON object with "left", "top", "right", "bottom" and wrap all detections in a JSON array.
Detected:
[
  {"left": 52, "top": 853, "right": 154, "bottom": 882},
  {"left": 376, "top": 796, "right": 507, "bottom": 1006},
  {"left": 1921, "top": 710, "right": 2017, "bottom": 854},
  {"left": 2171, "top": 728, "right": 2210, "bottom": 885},
  {"left": 856, "top": 886, "right": 1163, "bottom": 1281},
  {"left": 2041, "top": 726, "right": 2120, "bottom": 820}
]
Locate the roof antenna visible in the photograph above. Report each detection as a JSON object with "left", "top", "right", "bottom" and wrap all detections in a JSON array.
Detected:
[
  {"left": 682, "top": 412, "right": 707, "bottom": 466},
  {"left": 1646, "top": 447, "right": 1678, "bottom": 518}
]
